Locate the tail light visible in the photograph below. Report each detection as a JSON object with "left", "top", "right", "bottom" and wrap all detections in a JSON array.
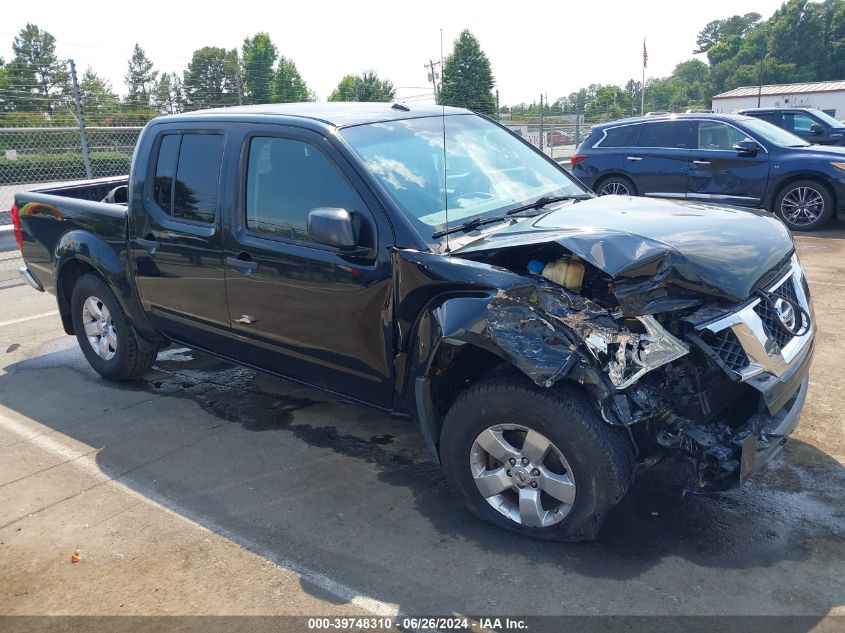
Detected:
[
  {"left": 570, "top": 155, "right": 588, "bottom": 167},
  {"left": 10, "top": 204, "right": 23, "bottom": 250}
]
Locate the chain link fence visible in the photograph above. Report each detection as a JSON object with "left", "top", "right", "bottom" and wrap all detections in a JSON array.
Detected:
[
  {"left": 501, "top": 119, "right": 587, "bottom": 164},
  {"left": 0, "top": 126, "right": 141, "bottom": 225}
]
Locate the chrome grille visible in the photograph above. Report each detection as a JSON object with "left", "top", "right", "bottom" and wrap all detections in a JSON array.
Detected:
[
  {"left": 706, "top": 329, "right": 750, "bottom": 372},
  {"left": 753, "top": 276, "right": 800, "bottom": 350},
  {"left": 697, "top": 254, "right": 814, "bottom": 381}
]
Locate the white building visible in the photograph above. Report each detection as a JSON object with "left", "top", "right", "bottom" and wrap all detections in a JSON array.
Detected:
[{"left": 711, "top": 80, "right": 845, "bottom": 119}]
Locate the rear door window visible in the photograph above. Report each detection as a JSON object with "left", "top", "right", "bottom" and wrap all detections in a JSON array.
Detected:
[
  {"left": 150, "top": 132, "right": 224, "bottom": 224},
  {"left": 598, "top": 124, "right": 641, "bottom": 148},
  {"left": 173, "top": 134, "right": 224, "bottom": 224},
  {"left": 636, "top": 121, "right": 693, "bottom": 149}
]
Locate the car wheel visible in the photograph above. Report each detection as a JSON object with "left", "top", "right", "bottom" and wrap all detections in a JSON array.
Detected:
[
  {"left": 439, "top": 376, "right": 635, "bottom": 541},
  {"left": 596, "top": 175, "right": 637, "bottom": 197},
  {"left": 70, "top": 273, "right": 158, "bottom": 381},
  {"left": 775, "top": 180, "right": 834, "bottom": 231}
]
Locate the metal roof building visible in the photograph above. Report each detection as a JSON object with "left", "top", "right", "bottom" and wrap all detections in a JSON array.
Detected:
[{"left": 711, "top": 80, "right": 845, "bottom": 118}]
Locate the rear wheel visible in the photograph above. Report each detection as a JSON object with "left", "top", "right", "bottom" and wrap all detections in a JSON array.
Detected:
[
  {"left": 774, "top": 180, "right": 834, "bottom": 231},
  {"left": 70, "top": 274, "right": 158, "bottom": 381},
  {"left": 595, "top": 175, "right": 637, "bottom": 197},
  {"left": 439, "top": 376, "right": 635, "bottom": 541}
]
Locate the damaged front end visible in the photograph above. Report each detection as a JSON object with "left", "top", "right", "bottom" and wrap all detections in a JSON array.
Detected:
[{"left": 476, "top": 251, "right": 814, "bottom": 493}]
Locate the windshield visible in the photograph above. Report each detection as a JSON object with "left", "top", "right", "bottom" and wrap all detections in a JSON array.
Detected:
[
  {"left": 810, "top": 109, "right": 844, "bottom": 127},
  {"left": 742, "top": 118, "right": 810, "bottom": 147},
  {"left": 340, "top": 114, "right": 586, "bottom": 242}
]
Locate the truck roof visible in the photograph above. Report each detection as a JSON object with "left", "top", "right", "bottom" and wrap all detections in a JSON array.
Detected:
[{"left": 158, "top": 102, "right": 471, "bottom": 128}]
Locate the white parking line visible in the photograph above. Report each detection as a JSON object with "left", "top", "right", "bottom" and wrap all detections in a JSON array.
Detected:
[
  {"left": 0, "top": 310, "right": 59, "bottom": 329},
  {"left": 0, "top": 408, "right": 401, "bottom": 618}
]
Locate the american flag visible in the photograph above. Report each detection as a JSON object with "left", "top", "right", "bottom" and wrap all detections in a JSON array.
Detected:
[{"left": 643, "top": 39, "right": 648, "bottom": 69}]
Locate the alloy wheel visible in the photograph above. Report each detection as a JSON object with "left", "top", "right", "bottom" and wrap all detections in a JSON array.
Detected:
[
  {"left": 780, "top": 186, "right": 824, "bottom": 226},
  {"left": 81, "top": 295, "right": 117, "bottom": 361},
  {"left": 469, "top": 424, "right": 576, "bottom": 527},
  {"left": 599, "top": 181, "right": 630, "bottom": 196}
]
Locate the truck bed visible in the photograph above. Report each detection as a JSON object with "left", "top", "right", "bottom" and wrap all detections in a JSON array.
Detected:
[{"left": 14, "top": 176, "right": 130, "bottom": 297}]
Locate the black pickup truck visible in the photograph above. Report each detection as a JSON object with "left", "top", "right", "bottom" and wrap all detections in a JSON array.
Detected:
[{"left": 12, "top": 103, "right": 815, "bottom": 541}]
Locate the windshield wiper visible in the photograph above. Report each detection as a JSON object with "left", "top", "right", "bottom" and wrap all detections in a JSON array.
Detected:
[
  {"left": 505, "top": 194, "right": 588, "bottom": 216},
  {"left": 431, "top": 195, "right": 587, "bottom": 239},
  {"left": 432, "top": 214, "right": 511, "bottom": 238}
]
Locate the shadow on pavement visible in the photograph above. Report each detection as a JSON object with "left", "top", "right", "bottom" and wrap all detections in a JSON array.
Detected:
[{"left": 1, "top": 343, "right": 843, "bottom": 620}]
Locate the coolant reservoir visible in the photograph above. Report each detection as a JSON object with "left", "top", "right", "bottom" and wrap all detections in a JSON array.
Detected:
[{"left": 541, "top": 257, "right": 585, "bottom": 292}]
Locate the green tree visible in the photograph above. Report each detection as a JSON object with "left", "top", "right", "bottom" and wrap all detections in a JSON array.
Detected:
[
  {"left": 0, "top": 59, "right": 10, "bottom": 113},
  {"left": 124, "top": 43, "right": 157, "bottom": 107},
  {"left": 152, "top": 72, "right": 184, "bottom": 114},
  {"left": 694, "top": 12, "right": 761, "bottom": 53},
  {"left": 182, "top": 47, "right": 240, "bottom": 110},
  {"left": 79, "top": 68, "right": 118, "bottom": 117},
  {"left": 241, "top": 33, "right": 277, "bottom": 104},
  {"left": 328, "top": 71, "right": 394, "bottom": 101},
  {"left": 439, "top": 30, "right": 495, "bottom": 115},
  {"left": 272, "top": 56, "right": 313, "bottom": 102},
  {"left": 8, "top": 24, "right": 69, "bottom": 113}
]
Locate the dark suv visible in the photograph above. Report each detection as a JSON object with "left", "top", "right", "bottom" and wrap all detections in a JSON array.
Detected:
[
  {"left": 571, "top": 113, "right": 845, "bottom": 230},
  {"left": 738, "top": 107, "right": 845, "bottom": 146}
]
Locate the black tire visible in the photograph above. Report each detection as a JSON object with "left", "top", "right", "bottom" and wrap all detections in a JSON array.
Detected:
[
  {"left": 774, "top": 179, "right": 834, "bottom": 231},
  {"left": 439, "top": 376, "right": 635, "bottom": 541},
  {"left": 594, "top": 175, "right": 637, "bottom": 197},
  {"left": 70, "top": 273, "right": 158, "bottom": 381}
]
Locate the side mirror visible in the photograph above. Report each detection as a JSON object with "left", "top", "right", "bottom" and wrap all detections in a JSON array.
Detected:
[
  {"left": 810, "top": 123, "right": 824, "bottom": 135},
  {"left": 307, "top": 207, "right": 371, "bottom": 256},
  {"left": 733, "top": 139, "right": 760, "bottom": 155}
]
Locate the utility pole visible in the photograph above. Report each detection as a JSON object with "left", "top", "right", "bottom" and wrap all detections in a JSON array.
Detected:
[
  {"left": 68, "top": 59, "right": 93, "bottom": 180},
  {"left": 235, "top": 69, "right": 244, "bottom": 106},
  {"left": 495, "top": 89, "right": 500, "bottom": 120},
  {"left": 425, "top": 59, "right": 441, "bottom": 102},
  {"left": 539, "top": 94, "right": 545, "bottom": 152}
]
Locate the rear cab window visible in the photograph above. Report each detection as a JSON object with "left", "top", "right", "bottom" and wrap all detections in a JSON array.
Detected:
[{"left": 151, "top": 131, "right": 225, "bottom": 225}]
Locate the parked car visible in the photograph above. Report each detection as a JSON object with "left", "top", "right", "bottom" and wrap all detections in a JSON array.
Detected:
[
  {"left": 571, "top": 112, "right": 845, "bottom": 230},
  {"left": 738, "top": 107, "right": 845, "bottom": 146},
  {"left": 546, "top": 130, "right": 572, "bottom": 146},
  {"left": 12, "top": 103, "right": 814, "bottom": 541}
]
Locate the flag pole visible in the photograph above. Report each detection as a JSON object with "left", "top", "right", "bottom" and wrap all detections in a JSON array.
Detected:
[{"left": 641, "top": 38, "right": 646, "bottom": 115}]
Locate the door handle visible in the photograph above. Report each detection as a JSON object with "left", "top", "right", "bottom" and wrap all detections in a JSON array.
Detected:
[
  {"left": 226, "top": 255, "right": 259, "bottom": 274},
  {"left": 691, "top": 160, "right": 711, "bottom": 165},
  {"left": 626, "top": 156, "right": 643, "bottom": 161},
  {"left": 133, "top": 236, "right": 160, "bottom": 255}
]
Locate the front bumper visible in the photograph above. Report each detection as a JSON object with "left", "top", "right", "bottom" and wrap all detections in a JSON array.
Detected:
[{"left": 674, "top": 254, "right": 815, "bottom": 490}]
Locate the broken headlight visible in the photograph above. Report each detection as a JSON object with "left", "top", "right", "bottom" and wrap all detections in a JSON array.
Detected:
[{"left": 584, "top": 315, "right": 689, "bottom": 389}]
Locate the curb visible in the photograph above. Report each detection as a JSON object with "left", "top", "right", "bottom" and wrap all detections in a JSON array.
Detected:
[{"left": 0, "top": 225, "right": 15, "bottom": 252}]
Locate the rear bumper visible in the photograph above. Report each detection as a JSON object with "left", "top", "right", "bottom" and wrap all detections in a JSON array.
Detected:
[{"left": 19, "top": 266, "right": 44, "bottom": 292}]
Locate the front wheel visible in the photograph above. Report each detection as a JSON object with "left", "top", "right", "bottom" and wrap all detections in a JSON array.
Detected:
[
  {"left": 70, "top": 273, "right": 158, "bottom": 381},
  {"left": 774, "top": 180, "right": 834, "bottom": 231},
  {"left": 439, "top": 376, "right": 635, "bottom": 541}
]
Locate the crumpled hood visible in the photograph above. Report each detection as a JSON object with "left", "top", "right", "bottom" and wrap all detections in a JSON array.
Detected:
[{"left": 454, "top": 195, "right": 795, "bottom": 314}]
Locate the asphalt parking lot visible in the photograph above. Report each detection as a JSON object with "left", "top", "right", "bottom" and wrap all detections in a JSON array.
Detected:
[{"left": 0, "top": 227, "right": 843, "bottom": 624}]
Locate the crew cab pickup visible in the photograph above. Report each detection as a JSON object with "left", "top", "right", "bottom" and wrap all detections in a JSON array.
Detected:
[{"left": 12, "top": 103, "right": 815, "bottom": 541}]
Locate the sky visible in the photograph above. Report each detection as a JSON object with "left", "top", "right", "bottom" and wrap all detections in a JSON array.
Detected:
[{"left": 1, "top": 0, "right": 790, "bottom": 106}]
